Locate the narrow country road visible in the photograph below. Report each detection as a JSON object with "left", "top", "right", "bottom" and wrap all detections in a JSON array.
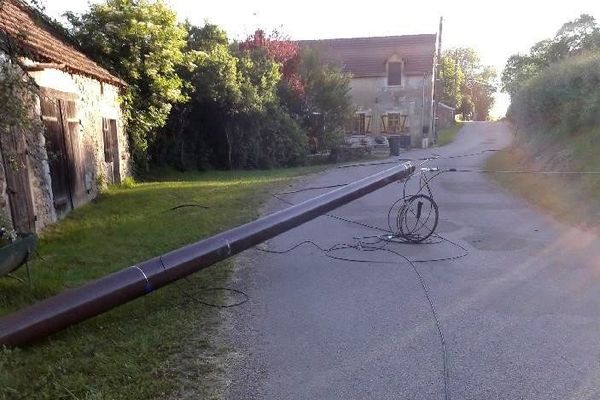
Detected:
[{"left": 225, "top": 122, "right": 600, "bottom": 400}]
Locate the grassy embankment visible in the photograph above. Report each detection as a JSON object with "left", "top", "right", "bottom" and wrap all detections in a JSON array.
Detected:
[
  {"left": 486, "top": 53, "right": 600, "bottom": 230},
  {"left": 486, "top": 127, "right": 599, "bottom": 230},
  {"left": 436, "top": 121, "right": 465, "bottom": 147},
  {"left": 0, "top": 166, "right": 323, "bottom": 400}
]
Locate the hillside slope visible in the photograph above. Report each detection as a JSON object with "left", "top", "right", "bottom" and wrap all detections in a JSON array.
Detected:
[{"left": 490, "top": 52, "right": 600, "bottom": 230}]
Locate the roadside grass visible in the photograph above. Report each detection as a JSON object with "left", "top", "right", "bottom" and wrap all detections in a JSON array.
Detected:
[
  {"left": 486, "top": 127, "right": 600, "bottom": 230},
  {"left": 436, "top": 121, "right": 465, "bottom": 147},
  {"left": 0, "top": 165, "right": 325, "bottom": 400}
]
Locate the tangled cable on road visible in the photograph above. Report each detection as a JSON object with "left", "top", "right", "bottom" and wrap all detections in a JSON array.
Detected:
[{"left": 267, "top": 160, "right": 459, "bottom": 400}]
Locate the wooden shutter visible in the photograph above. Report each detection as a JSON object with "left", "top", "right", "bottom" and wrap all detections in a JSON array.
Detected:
[
  {"left": 400, "top": 115, "right": 408, "bottom": 133},
  {"left": 61, "top": 100, "right": 86, "bottom": 207},
  {"left": 365, "top": 115, "right": 372, "bottom": 134},
  {"left": 380, "top": 115, "right": 388, "bottom": 133}
]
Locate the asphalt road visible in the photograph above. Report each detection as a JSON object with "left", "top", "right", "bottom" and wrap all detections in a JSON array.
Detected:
[{"left": 224, "top": 122, "right": 600, "bottom": 400}]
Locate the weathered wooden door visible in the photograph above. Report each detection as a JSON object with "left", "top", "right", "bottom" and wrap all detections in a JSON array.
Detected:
[
  {"left": 40, "top": 96, "right": 85, "bottom": 217},
  {"left": 40, "top": 96, "right": 72, "bottom": 216},
  {"left": 60, "top": 100, "right": 86, "bottom": 207},
  {"left": 102, "top": 118, "right": 120, "bottom": 184},
  {"left": 1, "top": 128, "right": 35, "bottom": 233}
]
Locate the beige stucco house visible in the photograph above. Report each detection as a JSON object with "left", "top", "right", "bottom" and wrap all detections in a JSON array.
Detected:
[
  {"left": 302, "top": 34, "right": 447, "bottom": 149},
  {"left": 0, "top": 0, "right": 130, "bottom": 233}
]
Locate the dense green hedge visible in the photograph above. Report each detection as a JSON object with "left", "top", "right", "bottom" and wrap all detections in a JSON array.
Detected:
[{"left": 509, "top": 52, "right": 600, "bottom": 136}]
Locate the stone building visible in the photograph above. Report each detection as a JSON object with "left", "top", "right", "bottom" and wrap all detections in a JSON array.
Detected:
[
  {"left": 0, "top": 0, "right": 130, "bottom": 233},
  {"left": 302, "top": 34, "right": 440, "bottom": 148}
]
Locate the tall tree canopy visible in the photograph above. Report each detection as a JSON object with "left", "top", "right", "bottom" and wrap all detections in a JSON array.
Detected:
[
  {"left": 66, "top": 0, "right": 187, "bottom": 170},
  {"left": 440, "top": 48, "right": 497, "bottom": 121},
  {"left": 156, "top": 25, "right": 307, "bottom": 170},
  {"left": 502, "top": 14, "right": 600, "bottom": 98},
  {"left": 438, "top": 54, "right": 465, "bottom": 109}
]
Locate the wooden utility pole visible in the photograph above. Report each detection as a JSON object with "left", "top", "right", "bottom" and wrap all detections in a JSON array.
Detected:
[{"left": 433, "top": 16, "right": 443, "bottom": 142}]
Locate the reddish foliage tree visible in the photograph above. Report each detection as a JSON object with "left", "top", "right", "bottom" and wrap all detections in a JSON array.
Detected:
[{"left": 240, "top": 29, "right": 305, "bottom": 98}]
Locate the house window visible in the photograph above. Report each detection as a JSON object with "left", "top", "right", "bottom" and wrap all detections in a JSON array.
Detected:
[
  {"left": 353, "top": 113, "right": 371, "bottom": 134},
  {"left": 382, "top": 113, "right": 409, "bottom": 134},
  {"left": 387, "top": 62, "right": 403, "bottom": 86}
]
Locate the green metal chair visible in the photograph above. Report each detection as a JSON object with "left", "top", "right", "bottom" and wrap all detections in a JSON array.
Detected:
[{"left": 0, "top": 233, "right": 37, "bottom": 284}]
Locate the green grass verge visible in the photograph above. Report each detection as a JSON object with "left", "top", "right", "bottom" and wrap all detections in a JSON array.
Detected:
[
  {"left": 486, "top": 127, "right": 600, "bottom": 230},
  {"left": 436, "top": 122, "right": 465, "bottom": 147},
  {"left": 0, "top": 165, "right": 324, "bottom": 400}
]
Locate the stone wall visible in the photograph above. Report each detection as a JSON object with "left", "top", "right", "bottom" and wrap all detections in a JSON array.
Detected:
[
  {"left": 26, "top": 115, "right": 56, "bottom": 231},
  {"left": 436, "top": 102, "right": 456, "bottom": 131},
  {"left": 0, "top": 67, "right": 131, "bottom": 232}
]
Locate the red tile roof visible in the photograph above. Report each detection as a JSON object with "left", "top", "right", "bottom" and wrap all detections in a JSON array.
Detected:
[
  {"left": 299, "top": 34, "right": 437, "bottom": 77},
  {"left": 0, "top": 0, "right": 126, "bottom": 86}
]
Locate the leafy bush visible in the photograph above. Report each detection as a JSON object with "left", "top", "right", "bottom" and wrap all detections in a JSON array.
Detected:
[
  {"left": 509, "top": 52, "right": 600, "bottom": 136},
  {"left": 119, "top": 176, "right": 136, "bottom": 189}
]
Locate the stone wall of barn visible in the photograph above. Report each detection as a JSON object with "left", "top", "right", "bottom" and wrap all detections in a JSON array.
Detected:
[
  {"left": 26, "top": 118, "right": 56, "bottom": 231},
  {"left": 21, "top": 67, "right": 130, "bottom": 231},
  {"left": 0, "top": 94, "right": 55, "bottom": 233}
]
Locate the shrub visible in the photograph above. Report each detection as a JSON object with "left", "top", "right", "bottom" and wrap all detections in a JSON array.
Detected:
[
  {"left": 510, "top": 52, "right": 600, "bottom": 137},
  {"left": 120, "top": 176, "right": 136, "bottom": 189}
]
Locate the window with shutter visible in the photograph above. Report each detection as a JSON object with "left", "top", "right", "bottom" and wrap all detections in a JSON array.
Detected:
[{"left": 388, "top": 113, "right": 401, "bottom": 133}]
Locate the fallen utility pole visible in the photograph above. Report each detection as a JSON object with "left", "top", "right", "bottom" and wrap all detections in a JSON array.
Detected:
[{"left": 0, "top": 162, "right": 415, "bottom": 347}]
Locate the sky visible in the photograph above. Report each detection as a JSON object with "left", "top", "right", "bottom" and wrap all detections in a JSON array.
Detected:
[{"left": 44, "top": 0, "right": 600, "bottom": 118}]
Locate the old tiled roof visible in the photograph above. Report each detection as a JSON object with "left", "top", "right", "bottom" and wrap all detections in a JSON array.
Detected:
[
  {"left": 0, "top": 0, "right": 126, "bottom": 86},
  {"left": 299, "top": 34, "right": 437, "bottom": 77}
]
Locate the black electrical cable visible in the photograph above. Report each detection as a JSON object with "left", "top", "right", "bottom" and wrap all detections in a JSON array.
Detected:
[
  {"left": 178, "top": 278, "right": 249, "bottom": 308},
  {"left": 168, "top": 203, "right": 210, "bottom": 211},
  {"left": 256, "top": 236, "right": 454, "bottom": 400},
  {"left": 159, "top": 255, "right": 249, "bottom": 309},
  {"left": 266, "top": 167, "right": 459, "bottom": 400},
  {"left": 445, "top": 168, "right": 600, "bottom": 175}
]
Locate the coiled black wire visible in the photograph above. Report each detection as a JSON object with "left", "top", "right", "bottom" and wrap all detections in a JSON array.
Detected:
[{"left": 269, "top": 166, "right": 457, "bottom": 400}]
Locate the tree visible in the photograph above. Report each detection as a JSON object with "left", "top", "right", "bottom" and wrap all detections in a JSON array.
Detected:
[
  {"left": 66, "top": 0, "right": 187, "bottom": 170},
  {"left": 443, "top": 47, "right": 496, "bottom": 120},
  {"left": 445, "top": 48, "right": 480, "bottom": 83},
  {"left": 439, "top": 54, "right": 465, "bottom": 109},
  {"left": 158, "top": 24, "right": 307, "bottom": 170},
  {"left": 471, "top": 66, "right": 497, "bottom": 121},
  {"left": 296, "top": 48, "right": 352, "bottom": 149},
  {"left": 502, "top": 14, "right": 600, "bottom": 99},
  {"left": 501, "top": 54, "right": 540, "bottom": 97},
  {"left": 240, "top": 29, "right": 304, "bottom": 98}
]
